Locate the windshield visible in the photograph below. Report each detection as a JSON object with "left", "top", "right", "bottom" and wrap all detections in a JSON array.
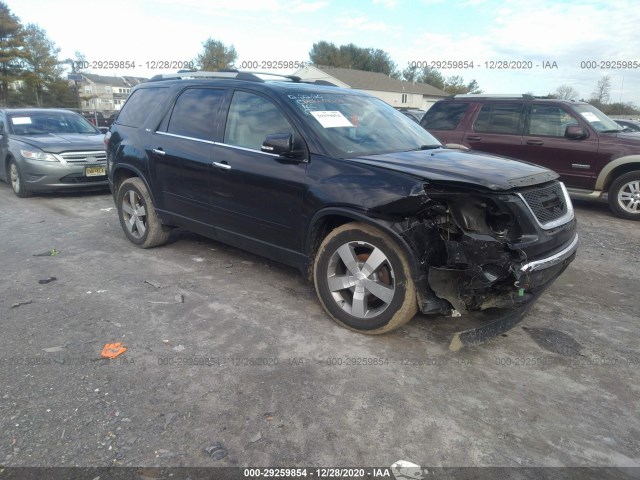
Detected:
[
  {"left": 570, "top": 104, "right": 623, "bottom": 133},
  {"left": 285, "top": 92, "right": 441, "bottom": 158},
  {"left": 8, "top": 112, "right": 100, "bottom": 135}
]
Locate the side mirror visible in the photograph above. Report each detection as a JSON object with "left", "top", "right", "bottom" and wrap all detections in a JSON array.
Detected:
[
  {"left": 261, "top": 133, "right": 305, "bottom": 159},
  {"left": 565, "top": 125, "right": 587, "bottom": 140}
]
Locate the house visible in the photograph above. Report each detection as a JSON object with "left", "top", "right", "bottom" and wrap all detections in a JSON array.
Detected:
[
  {"left": 73, "top": 74, "right": 147, "bottom": 113},
  {"left": 293, "top": 65, "right": 447, "bottom": 110}
]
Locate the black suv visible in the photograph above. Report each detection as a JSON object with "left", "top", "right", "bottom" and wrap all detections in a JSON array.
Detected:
[
  {"left": 421, "top": 94, "right": 640, "bottom": 220},
  {"left": 106, "top": 71, "right": 578, "bottom": 349}
]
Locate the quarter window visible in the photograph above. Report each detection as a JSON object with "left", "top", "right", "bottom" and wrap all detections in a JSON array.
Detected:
[
  {"left": 474, "top": 103, "right": 524, "bottom": 135},
  {"left": 117, "top": 87, "right": 169, "bottom": 127},
  {"left": 421, "top": 102, "right": 469, "bottom": 130},
  {"left": 167, "top": 88, "right": 226, "bottom": 140},
  {"left": 224, "top": 91, "right": 294, "bottom": 151}
]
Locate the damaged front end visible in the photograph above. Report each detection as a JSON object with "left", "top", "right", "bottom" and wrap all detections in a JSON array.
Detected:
[{"left": 371, "top": 180, "right": 578, "bottom": 351}]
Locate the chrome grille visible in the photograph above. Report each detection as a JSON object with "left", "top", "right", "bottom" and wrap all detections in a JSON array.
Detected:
[
  {"left": 517, "top": 182, "right": 574, "bottom": 229},
  {"left": 59, "top": 151, "right": 107, "bottom": 165}
]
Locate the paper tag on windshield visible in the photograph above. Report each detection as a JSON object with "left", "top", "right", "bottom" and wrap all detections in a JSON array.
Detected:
[
  {"left": 310, "top": 111, "right": 353, "bottom": 128},
  {"left": 12, "top": 117, "right": 32, "bottom": 125},
  {"left": 580, "top": 112, "right": 599, "bottom": 123}
]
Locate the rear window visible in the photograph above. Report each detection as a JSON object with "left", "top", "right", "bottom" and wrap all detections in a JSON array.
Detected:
[
  {"left": 116, "top": 87, "right": 168, "bottom": 127},
  {"left": 420, "top": 102, "right": 468, "bottom": 130},
  {"left": 473, "top": 103, "right": 524, "bottom": 135}
]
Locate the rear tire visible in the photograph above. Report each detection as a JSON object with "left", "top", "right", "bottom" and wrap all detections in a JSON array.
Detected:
[
  {"left": 313, "top": 222, "right": 417, "bottom": 334},
  {"left": 608, "top": 171, "right": 640, "bottom": 220},
  {"left": 9, "top": 160, "right": 32, "bottom": 198},
  {"left": 116, "top": 177, "right": 170, "bottom": 248}
]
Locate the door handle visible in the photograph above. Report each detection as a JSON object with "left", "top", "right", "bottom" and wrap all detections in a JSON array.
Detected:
[
  {"left": 467, "top": 135, "right": 481, "bottom": 141},
  {"left": 213, "top": 161, "right": 231, "bottom": 170},
  {"left": 152, "top": 148, "right": 166, "bottom": 156},
  {"left": 526, "top": 140, "right": 544, "bottom": 146}
]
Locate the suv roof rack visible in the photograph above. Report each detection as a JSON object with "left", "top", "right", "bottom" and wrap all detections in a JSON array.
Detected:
[
  {"left": 447, "top": 93, "right": 537, "bottom": 100},
  {"left": 148, "top": 69, "right": 302, "bottom": 83}
]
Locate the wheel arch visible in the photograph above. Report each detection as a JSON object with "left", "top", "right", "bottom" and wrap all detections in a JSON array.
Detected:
[
  {"left": 111, "top": 164, "right": 156, "bottom": 205},
  {"left": 304, "top": 207, "right": 420, "bottom": 282},
  {"left": 595, "top": 155, "right": 640, "bottom": 192}
]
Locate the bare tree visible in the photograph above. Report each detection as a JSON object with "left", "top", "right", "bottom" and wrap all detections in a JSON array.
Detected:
[
  {"left": 555, "top": 84, "right": 579, "bottom": 100},
  {"left": 591, "top": 75, "right": 611, "bottom": 104}
]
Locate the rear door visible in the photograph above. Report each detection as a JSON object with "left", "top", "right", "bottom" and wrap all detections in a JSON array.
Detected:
[
  {"left": 465, "top": 102, "right": 525, "bottom": 158},
  {"left": 0, "top": 111, "right": 7, "bottom": 181},
  {"left": 149, "top": 87, "right": 228, "bottom": 223}
]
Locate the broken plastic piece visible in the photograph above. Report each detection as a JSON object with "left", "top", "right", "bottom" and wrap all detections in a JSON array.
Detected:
[
  {"left": 38, "top": 276, "right": 57, "bottom": 284},
  {"left": 101, "top": 342, "right": 127, "bottom": 359},
  {"left": 33, "top": 248, "right": 59, "bottom": 257}
]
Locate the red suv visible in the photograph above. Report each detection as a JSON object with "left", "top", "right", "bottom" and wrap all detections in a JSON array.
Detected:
[{"left": 421, "top": 94, "right": 640, "bottom": 220}]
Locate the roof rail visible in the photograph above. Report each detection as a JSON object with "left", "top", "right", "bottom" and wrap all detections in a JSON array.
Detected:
[
  {"left": 446, "top": 93, "right": 536, "bottom": 100},
  {"left": 148, "top": 69, "right": 302, "bottom": 83}
]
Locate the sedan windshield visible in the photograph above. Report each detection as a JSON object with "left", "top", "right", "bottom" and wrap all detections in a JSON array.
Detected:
[
  {"left": 285, "top": 91, "right": 441, "bottom": 158},
  {"left": 9, "top": 112, "right": 100, "bottom": 135},
  {"left": 570, "top": 104, "right": 623, "bottom": 133}
]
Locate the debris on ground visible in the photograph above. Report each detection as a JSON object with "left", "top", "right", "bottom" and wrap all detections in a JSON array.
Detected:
[
  {"left": 43, "top": 346, "right": 65, "bottom": 353},
  {"left": 148, "top": 294, "right": 184, "bottom": 305},
  {"left": 163, "top": 412, "right": 178, "bottom": 429},
  {"left": 250, "top": 432, "right": 262, "bottom": 443},
  {"left": 100, "top": 342, "right": 127, "bottom": 359},
  {"left": 33, "top": 248, "right": 59, "bottom": 257},
  {"left": 11, "top": 300, "right": 33, "bottom": 309},
  {"left": 204, "top": 442, "right": 227, "bottom": 460},
  {"left": 192, "top": 256, "right": 205, "bottom": 263},
  {"left": 172, "top": 345, "right": 185, "bottom": 352},
  {"left": 263, "top": 413, "right": 274, "bottom": 421},
  {"left": 144, "top": 280, "right": 163, "bottom": 289},
  {"left": 38, "top": 276, "right": 57, "bottom": 284}
]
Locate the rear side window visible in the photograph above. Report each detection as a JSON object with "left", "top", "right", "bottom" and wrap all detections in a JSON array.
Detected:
[
  {"left": 421, "top": 102, "right": 468, "bottom": 130},
  {"left": 167, "top": 88, "right": 226, "bottom": 140},
  {"left": 116, "top": 87, "right": 168, "bottom": 127},
  {"left": 474, "top": 103, "right": 524, "bottom": 135}
]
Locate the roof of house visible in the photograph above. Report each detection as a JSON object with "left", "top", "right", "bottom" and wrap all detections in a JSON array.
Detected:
[
  {"left": 299, "top": 65, "right": 447, "bottom": 97},
  {"left": 82, "top": 73, "right": 148, "bottom": 87}
]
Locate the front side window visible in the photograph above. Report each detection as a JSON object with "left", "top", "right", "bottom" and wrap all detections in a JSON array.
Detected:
[
  {"left": 474, "top": 103, "right": 524, "bottom": 135},
  {"left": 528, "top": 105, "right": 578, "bottom": 137},
  {"left": 167, "top": 88, "right": 226, "bottom": 140},
  {"left": 224, "top": 91, "right": 294, "bottom": 151}
]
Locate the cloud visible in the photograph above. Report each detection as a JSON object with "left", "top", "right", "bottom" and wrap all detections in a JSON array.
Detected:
[
  {"left": 337, "top": 15, "right": 389, "bottom": 31},
  {"left": 292, "top": 1, "right": 329, "bottom": 12},
  {"left": 373, "top": 0, "right": 399, "bottom": 8}
]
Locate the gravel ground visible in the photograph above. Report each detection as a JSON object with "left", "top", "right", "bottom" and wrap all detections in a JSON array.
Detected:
[{"left": 0, "top": 182, "right": 638, "bottom": 470}]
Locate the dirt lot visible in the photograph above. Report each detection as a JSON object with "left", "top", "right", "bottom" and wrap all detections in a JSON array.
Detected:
[{"left": 0, "top": 181, "right": 638, "bottom": 470}]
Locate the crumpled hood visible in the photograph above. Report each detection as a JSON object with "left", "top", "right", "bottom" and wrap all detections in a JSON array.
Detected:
[
  {"left": 12, "top": 133, "right": 105, "bottom": 153},
  {"left": 348, "top": 148, "right": 558, "bottom": 191}
]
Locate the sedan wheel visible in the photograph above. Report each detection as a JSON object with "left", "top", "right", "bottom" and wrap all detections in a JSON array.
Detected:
[{"left": 9, "top": 160, "right": 32, "bottom": 198}]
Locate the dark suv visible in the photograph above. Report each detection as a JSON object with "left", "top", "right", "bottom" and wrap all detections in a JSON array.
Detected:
[
  {"left": 420, "top": 94, "right": 640, "bottom": 220},
  {"left": 106, "top": 72, "right": 578, "bottom": 350}
]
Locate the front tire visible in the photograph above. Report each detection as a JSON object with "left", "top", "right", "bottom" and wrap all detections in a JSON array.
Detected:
[
  {"left": 9, "top": 160, "right": 32, "bottom": 198},
  {"left": 116, "top": 177, "right": 170, "bottom": 248},
  {"left": 608, "top": 171, "right": 640, "bottom": 220},
  {"left": 313, "top": 222, "right": 418, "bottom": 334}
]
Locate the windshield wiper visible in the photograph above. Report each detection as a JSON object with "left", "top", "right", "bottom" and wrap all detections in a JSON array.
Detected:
[{"left": 406, "top": 144, "right": 441, "bottom": 152}]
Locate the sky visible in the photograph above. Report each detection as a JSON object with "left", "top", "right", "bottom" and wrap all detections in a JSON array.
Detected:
[{"left": 7, "top": 0, "right": 640, "bottom": 106}]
